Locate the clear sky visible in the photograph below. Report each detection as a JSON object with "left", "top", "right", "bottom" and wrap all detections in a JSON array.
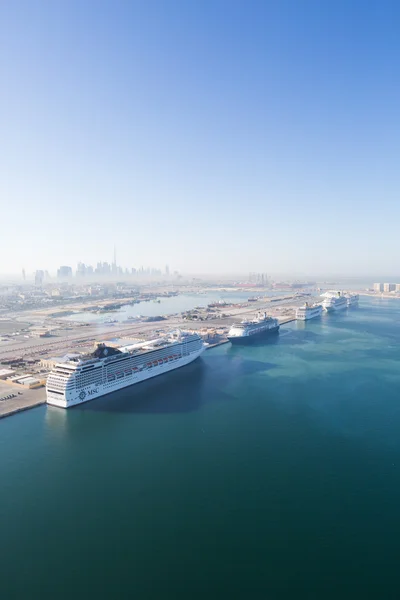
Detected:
[{"left": 1, "top": 0, "right": 400, "bottom": 277}]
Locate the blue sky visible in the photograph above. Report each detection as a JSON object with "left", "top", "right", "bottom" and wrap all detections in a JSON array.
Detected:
[{"left": 1, "top": 0, "right": 400, "bottom": 277}]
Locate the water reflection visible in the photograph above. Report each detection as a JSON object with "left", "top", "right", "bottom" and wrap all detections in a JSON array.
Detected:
[{"left": 79, "top": 359, "right": 207, "bottom": 414}]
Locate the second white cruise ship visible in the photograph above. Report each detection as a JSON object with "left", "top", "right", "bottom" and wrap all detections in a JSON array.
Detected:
[
  {"left": 345, "top": 293, "right": 359, "bottom": 306},
  {"left": 46, "top": 330, "right": 205, "bottom": 408},
  {"left": 295, "top": 303, "right": 323, "bottom": 321},
  {"left": 322, "top": 291, "right": 347, "bottom": 312},
  {"left": 228, "top": 312, "right": 279, "bottom": 343}
]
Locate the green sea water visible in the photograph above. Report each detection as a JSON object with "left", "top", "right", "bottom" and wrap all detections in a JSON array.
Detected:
[{"left": 1, "top": 297, "right": 400, "bottom": 599}]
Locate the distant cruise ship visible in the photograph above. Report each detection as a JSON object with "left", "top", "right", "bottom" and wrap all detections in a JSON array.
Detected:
[
  {"left": 322, "top": 291, "right": 347, "bottom": 312},
  {"left": 228, "top": 312, "right": 279, "bottom": 343},
  {"left": 345, "top": 293, "right": 359, "bottom": 306},
  {"left": 46, "top": 331, "right": 205, "bottom": 408},
  {"left": 295, "top": 303, "right": 323, "bottom": 321}
]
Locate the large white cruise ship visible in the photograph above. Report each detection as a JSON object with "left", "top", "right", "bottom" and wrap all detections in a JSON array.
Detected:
[
  {"left": 228, "top": 312, "right": 279, "bottom": 343},
  {"left": 295, "top": 303, "right": 323, "bottom": 321},
  {"left": 46, "top": 330, "right": 205, "bottom": 408},
  {"left": 322, "top": 291, "right": 347, "bottom": 312},
  {"left": 345, "top": 293, "right": 359, "bottom": 307}
]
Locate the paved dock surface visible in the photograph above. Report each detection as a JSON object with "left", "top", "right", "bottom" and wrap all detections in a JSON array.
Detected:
[
  {"left": 0, "top": 384, "right": 46, "bottom": 419},
  {"left": 0, "top": 293, "right": 308, "bottom": 419}
]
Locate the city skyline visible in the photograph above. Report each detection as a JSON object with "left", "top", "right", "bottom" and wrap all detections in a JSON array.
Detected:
[
  {"left": 31, "top": 258, "right": 172, "bottom": 281},
  {"left": 2, "top": 1, "right": 400, "bottom": 276}
]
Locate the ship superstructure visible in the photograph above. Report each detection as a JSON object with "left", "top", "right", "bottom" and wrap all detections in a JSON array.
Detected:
[
  {"left": 345, "top": 293, "right": 359, "bottom": 306},
  {"left": 322, "top": 291, "right": 348, "bottom": 312},
  {"left": 46, "top": 331, "right": 205, "bottom": 408},
  {"left": 228, "top": 312, "right": 279, "bottom": 343},
  {"left": 295, "top": 303, "right": 323, "bottom": 321}
]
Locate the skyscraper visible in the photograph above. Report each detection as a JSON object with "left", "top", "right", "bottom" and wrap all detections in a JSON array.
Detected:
[
  {"left": 35, "top": 270, "right": 44, "bottom": 286},
  {"left": 112, "top": 245, "right": 117, "bottom": 274},
  {"left": 76, "top": 262, "right": 87, "bottom": 277},
  {"left": 57, "top": 266, "right": 72, "bottom": 280}
]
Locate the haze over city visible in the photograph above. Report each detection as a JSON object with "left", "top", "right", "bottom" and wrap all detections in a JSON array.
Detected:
[
  {"left": 4, "top": 3, "right": 400, "bottom": 599},
  {"left": 2, "top": 1, "right": 400, "bottom": 276}
]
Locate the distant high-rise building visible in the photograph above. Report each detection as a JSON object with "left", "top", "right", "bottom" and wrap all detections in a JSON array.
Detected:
[
  {"left": 86, "top": 265, "right": 94, "bottom": 276},
  {"left": 383, "top": 283, "right": 395, "bottom": 292},
  {"left": 35, "top": 270, "right": 44, "bottom": 287},
  {"left": 76, "top": 262, "right": 86, "bottom": 277},
  {"left": 374, "top": 283, "right": 384, "bottom": 292},
  {"left": 165, "top": 265, "right": 170, "bottom": 276},
  {"left": 111, "top": 245, "right": 117, "bottom": 274},
  {"left": 22, "top": 268, "right": 26, "bottom": 281},
  {"left": 57, "top": 266, "right": 72, "bottom": 280}
]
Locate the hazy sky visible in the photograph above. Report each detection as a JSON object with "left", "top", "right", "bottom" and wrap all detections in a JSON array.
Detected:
[{"left": 1, "top": 0, "right": 400, "bottom": 277}]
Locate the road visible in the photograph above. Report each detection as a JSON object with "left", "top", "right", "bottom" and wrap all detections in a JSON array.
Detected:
[{"left": 0, "top": 295, "right": 315, "bottom": 361}]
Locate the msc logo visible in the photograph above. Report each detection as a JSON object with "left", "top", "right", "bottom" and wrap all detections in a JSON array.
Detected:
[
  {"left": 88, "top": 389, "right": 98, "bottom": 396},
  {"left": 79, "top": 391, "right": 86, "bottom": 401}
]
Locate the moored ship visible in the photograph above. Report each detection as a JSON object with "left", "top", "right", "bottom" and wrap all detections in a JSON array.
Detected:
[
  {"left": 322, "top": 291, "right": 347, "bottom": 312},
  {"left": 295, "top": 303, "right": 323, "bottom": 321},
  {"left": 228, "top": 312, "right": 279, "bottom": 343},
  {"left": 46, "top": 330, "right": 205, "bottom": 408},
  {"left": 345, "top": 293, "right": 359, "bottom": 307}
]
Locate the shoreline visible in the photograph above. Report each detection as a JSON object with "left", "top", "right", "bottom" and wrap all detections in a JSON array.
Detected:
[
  {"left": 0, "top": 398, "right": 46, "bottom": 420},
  {"left": 0, "top": 319, "right": 297, "bottom": 419},
  {"left": 360, "top": 292, "right": 400, "bottom": 299}
]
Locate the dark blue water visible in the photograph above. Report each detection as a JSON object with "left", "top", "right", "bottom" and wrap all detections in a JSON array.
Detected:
[{"left": 2, "top": 297, "right": 400, "bottom": 598}]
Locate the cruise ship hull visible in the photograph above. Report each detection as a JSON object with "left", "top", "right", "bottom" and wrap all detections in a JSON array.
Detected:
[
  {"left": 47, "top": 347, "right": 205, "bottom": 409},
  {"left": 296, "top": 307, "right": 323, "bottom": 321},
  {"left": 297, "top": 313, "right": 322, "bottom": 321},
  {"left": 346, "top": 296, "right": 359, "bottom": 307},
  {"left": 228, "top": 325, "right": 279, "bottom": 344},
  {"left": 324, "top": 302, "right": 347, "bottom": 312}
]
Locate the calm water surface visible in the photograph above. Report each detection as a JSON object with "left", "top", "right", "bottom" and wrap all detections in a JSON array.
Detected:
[
  {"left": 62, "top": 290, "right": 287, "bottom": 323},
  {"left": 2, "top": 297, "right": 400, "bottom": 598}
]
